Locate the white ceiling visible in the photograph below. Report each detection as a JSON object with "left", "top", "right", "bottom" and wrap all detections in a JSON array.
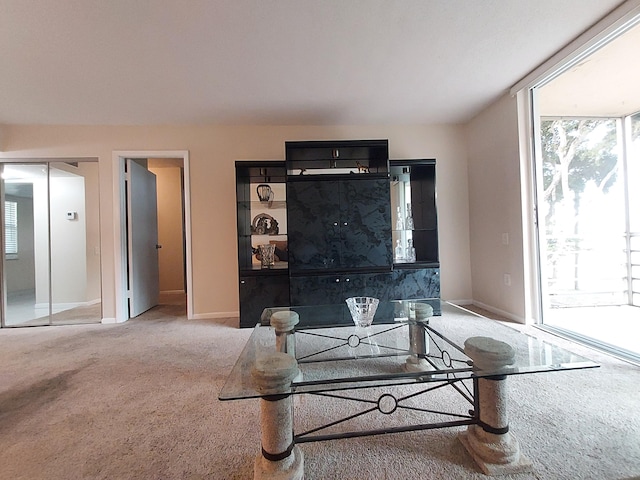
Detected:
[
  {"left": 0, "top": 0, "right": 627, "bottom": 126},
  {"left": 538, "top": 21, "right": 640, "bottom": 117}
]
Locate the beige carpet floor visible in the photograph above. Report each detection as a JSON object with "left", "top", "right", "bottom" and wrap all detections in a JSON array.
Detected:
[{"left": 0, "top": 296, "right": 639, "bottom": 480}]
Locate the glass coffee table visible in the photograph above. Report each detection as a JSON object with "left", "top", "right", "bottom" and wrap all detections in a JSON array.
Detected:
[{"left": 219, "top": 300, "right": 598, "bottom": 478}]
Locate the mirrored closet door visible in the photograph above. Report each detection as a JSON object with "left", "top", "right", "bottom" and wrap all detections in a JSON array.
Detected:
[{"left": 1, "top": 161, "right": 102, "bottom": 327}]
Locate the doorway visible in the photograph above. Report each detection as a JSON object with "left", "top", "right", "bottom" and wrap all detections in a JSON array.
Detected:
[
  {"left": 535, "top": 116, "right": 639, "bottom": 356},
  {"left": 531, "top": 22, "right": 640, "bottom": 361},
  {"left": 0, "top": 160, "right": 102, "bottom": 327},
  {"left": 113, "top": 151, "right": 192, "bottom": 322}
]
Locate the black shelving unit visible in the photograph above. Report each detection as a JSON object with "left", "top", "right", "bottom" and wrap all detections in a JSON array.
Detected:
[
  {"left": 389, "top": 159, "right": 440, "bottom": 307},
  {"left": 235, "top": 146, "right": 442, "bottom": 328},
  {"left": 236, "top": 161, "right": 289, "bottom": 328}
]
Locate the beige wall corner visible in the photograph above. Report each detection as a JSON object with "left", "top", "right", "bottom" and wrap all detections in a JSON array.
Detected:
[
  {"left": 0, "top": 124, "right": 5, "bottom": 151},
  {"left": 466, "top": 94, "right": 527, "bottom": 322}
]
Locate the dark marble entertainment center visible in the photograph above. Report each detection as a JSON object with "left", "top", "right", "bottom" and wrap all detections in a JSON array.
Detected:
[{"left": 236, "top": 139, "right": 440, "bottom": 327}]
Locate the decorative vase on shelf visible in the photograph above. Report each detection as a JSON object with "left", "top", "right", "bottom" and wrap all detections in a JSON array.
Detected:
[
  {"left": 258, "top": 244, "right": 276, "bottom": 268},
  {"left": 407, "top": 239, "right": 416, "bottom": 263},
  {"left": 395, "top": 206, "right": 404, "bottom": 231},
  {"left": 405, "top": 203, "right": 414, "bottom": 230},
  {"left": 256, "top": 184, "right": 274, "bottom": 207},
  {"left": 394, "top": 239, "right": 404, "bottom": 262}
]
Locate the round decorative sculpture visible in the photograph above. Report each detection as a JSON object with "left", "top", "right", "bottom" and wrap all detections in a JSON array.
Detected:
[{"left": 251, "top": 213, "right": 279, "bottom": 235}]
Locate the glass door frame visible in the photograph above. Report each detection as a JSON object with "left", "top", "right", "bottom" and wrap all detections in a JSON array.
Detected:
[
  {"left": 528, "top": 98, "right": 639, "bottom": 362},
  {"left": 0, "top": 158, "right": 101, "bottom": 328},
  {"left": 514, "top": 7, "right": 640, "bottom": 363},
  {"left": 528, "top": 108, "right": 636, "bottom": 324},
  {"left": 0, "top": 161, "right": 51, "bottom": 327}
]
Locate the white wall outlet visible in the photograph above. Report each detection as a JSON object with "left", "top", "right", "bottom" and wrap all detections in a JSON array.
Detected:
[
  {"left": 503, "top": 273, "right": 512, "bottom": 286},
  {"left": 66, "top": 211, "right": 77, "bottom": 220}
]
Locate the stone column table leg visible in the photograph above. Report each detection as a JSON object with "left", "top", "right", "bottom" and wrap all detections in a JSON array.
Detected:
[
  {"left": 252, "top": 352, "right": 304, "bottom": 480},
  {"left": 270, "top": 310, "right": 303, "bottom": 383},
  {"left": 405, "top": 302, "right": 433, "bottom": 372},
  {"left": 458, "top": 336, "right": 533, "bottom": 476},
  {"left": 270, "top": 311, "right": 299, "bottom": 357}
]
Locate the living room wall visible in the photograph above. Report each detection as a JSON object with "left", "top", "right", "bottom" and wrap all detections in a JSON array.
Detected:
[
  {"left": 466, "top": 93, "right": 526, "bottom": 322},
  {"left": 0, "top": 124, "right": 472, "bottom": 322}
]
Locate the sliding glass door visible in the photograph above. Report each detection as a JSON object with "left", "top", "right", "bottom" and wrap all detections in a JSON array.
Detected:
[
  {"left": 539, "top": 117, "right": 626, "bottom": 309},
  {"left": 1, "top": 161, "right": 101, "bottom": 327},
  {"left": 627, "top": 113, "right": 640, "bottom": 307},
  {"left": 526, "top": 16, "right": 640, "bottom": 363},
  {"left": 535, "top": 115, "right": 639, "bottom": 357}
]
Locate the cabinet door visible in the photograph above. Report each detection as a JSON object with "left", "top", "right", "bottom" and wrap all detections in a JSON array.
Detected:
[
  {"left": 391, "top": 268, "right": 440, "bottom": 300},
  {"left": 289, "top": 274, "right": 344, "bottom": 305},
  {"left": 390, "top": 160, "right": 439, "bottom": 265},
  {"left": 290, "top": 272, "right": 394, "bottom": 326},
  {"left": 239, "top": 275, "right": 290, "bottom": 328},
  {"left": 288, "top": 178, "right": 392, "bottom": 271},
  {"left": 340, "top": 271, "right": 393, "bottom": 302},
  {"left": 287, "top": 180, "right": 341, "bottom": 271},
  {"left": 410, "top": 164, "right": 439, "bottom": 263},
  {"left": 342, "top": 271, "right": 394, "bottom": 323},
  {"left": 340, "top": 178, "right": 392, "bottom": 268},
  {"left": 289, "top": 275, "right": 344, "bottom": 326}
]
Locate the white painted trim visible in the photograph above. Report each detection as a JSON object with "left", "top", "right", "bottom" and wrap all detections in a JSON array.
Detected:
[
  {"left": 444, "top": 298, "right": 473, "bottom": 306},
  {"left": 191, "top": 311, "right": 239, "bottom": 320},
  {"left": 516, "top": 89, "right": 542, "bottom": 326},
  {"left": 35, "top": 300, "right": 100, "bottom": 309},
  {"left": 448, "top": 300, "right": 526, "bottom": 324},
  {"left": 510, "top": 1, "right": 640, "bottom": 93},
  {"left": 101, "top": 317, "right": 119, "bottom": 324},
  {"left": 112, "top": 154, "right": 128, "bottom": 323},
  {"left": 471, "top": 300, "right": 526, "bottom": 324},
  {"left": 182, "top": 151, "right": 194, "bottom": 320},
  {"left": 112, "top": 150, "right": 192, "bottom": 323}
]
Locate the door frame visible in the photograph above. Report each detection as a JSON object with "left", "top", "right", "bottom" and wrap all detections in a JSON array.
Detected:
[{"left": 112, "top": 150, "right": 192, "bottom": 323}]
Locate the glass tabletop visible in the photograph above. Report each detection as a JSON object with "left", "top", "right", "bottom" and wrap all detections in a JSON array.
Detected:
[{"left": 219, "top": 300, "right": 599, "bottom": 400}]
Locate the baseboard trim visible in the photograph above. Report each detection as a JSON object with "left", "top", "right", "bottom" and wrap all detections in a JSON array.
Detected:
[
  {"left": 36, "top": 299, "right": 101, "bottom": 309},
  {"left": 445, "top": 298, "right": 473, "bottom": 306},
  {"left": 470, "top": 300, "right": 526, "bottom": 324},
  {"left": 190, "top": 311, "right": 239, "bottom": 320},
  {"left": 101, "top": 317, "right": 120, "bottom": 324}
]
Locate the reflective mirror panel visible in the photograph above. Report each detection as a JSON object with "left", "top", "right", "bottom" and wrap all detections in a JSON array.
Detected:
[
  {"left": 49, "top": 162, "right": 102, "bottom": 325},
  {"left": 1, "top": 161, "right": 101, "bottom": 327},
  {"left": 2, "top": 163, "right": 50, "bottom": 326}
]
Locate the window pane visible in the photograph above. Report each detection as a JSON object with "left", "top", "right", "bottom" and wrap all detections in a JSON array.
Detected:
[
  {"left": 4, "top": 200, "right": 18, "bottom": 255},
  {"left": 540, "top": 118, "right": 626, "bottom": 307},
  {"left": 630, "top": 113, "right": 640, "bottom": 232}
]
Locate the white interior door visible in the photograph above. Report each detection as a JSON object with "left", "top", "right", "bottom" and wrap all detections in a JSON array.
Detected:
[{"left": 127, "top": 160, "right": 160, "bottom": 317}]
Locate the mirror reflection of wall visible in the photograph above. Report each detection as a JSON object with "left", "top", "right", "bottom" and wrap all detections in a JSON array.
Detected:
[{"left": 1, "top": 161, "right": 101, "bottom": 327}]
